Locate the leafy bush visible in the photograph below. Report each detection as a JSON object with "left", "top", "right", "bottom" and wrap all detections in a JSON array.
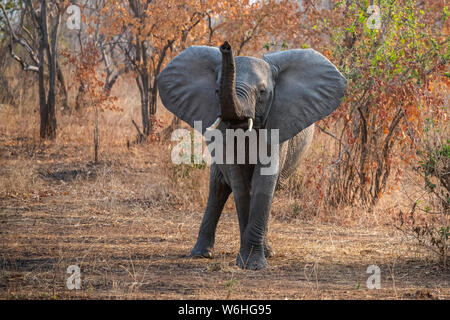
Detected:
[
  {"left": 309, "top": 0, "right": 448, "bottom": 208},
  {"left": 397, "top": 118, "right": 449, "bottom": 266}
]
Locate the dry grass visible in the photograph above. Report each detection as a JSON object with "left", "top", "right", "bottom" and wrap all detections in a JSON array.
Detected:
[{"left": 0, "top": 87, "right": 448, "bottom": 299}]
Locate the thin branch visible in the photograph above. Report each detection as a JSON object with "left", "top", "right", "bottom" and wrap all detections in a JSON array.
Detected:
[
  {"left": 0, "top": 2, "right": 39, "bottom": 66},
  {"left": 7, "top": 43, "right": 39, "bottom": 71},
  {"left": 317, "top": 125, "right": 341, "bottom": 142}
]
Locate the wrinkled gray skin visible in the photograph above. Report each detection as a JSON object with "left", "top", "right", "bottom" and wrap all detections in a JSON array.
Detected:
[{"left": 157, "top": 41, "right": 346, "bottom": 270}]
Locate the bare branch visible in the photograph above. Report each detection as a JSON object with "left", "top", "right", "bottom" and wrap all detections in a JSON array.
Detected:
[
  {"left": 0, "top": 2, "right": 39, "bottom": 66},
  {"left": 317, "top": 125, "right": 341, "bottom": 142},
  {"left": 7, "top": 43, "right": 39, "bottom": 71}
]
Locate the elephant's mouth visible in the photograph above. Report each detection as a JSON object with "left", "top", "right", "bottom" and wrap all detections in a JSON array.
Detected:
[
  {"left": 227, "top": 118, "right": 254, "bottom": 130},
  {"left": 207, "top": 117, "right": 256, "bottom": 131}
]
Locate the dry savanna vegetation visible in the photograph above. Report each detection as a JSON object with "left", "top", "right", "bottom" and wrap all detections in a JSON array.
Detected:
[{"left": 0, "top": 0, "right": 448, "bottom": 299}]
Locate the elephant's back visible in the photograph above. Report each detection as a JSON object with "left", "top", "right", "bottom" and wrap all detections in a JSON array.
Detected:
[{"left": 278, "top": 124, "right": 314, "bottom": 185}]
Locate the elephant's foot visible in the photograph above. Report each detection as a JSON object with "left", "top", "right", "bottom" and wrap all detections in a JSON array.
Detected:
[
  {"left": 190, "top": 237, "right": 214, "bottom": 259},
  {"left": 264, "top": 241, "right": 275, "bottom": 258},
  {"left": 236, "top": 246, "right": 268, "bottom": 270}
]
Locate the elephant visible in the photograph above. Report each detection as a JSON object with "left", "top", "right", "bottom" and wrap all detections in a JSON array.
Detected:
[{"left": 157, "top": 41, "right": 346, "bottom": 270}]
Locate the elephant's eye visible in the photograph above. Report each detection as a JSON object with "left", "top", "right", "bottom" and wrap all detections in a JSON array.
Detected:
[{"left": 259, "top": 89, "right": 266, "bottom": 95}]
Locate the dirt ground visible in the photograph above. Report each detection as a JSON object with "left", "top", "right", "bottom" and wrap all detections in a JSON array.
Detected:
[{"left": 0, "top": 131, "right": 448, "bottom": 300}]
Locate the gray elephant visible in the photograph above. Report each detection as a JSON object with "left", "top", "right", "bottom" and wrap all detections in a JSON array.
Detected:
[{"left": 157, "top": 41, "right": 346, "bottom": 270}]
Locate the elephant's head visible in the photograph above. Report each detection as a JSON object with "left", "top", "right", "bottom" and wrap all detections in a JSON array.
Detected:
[{"left": 157, "top": 41, "right": 346, "bottom": 143}]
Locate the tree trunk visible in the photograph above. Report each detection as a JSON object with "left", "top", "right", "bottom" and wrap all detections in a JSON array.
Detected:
[
  {"left": 162, "top": 115, "right": 180, "bottom": 140},
  {"left": 38, "top": 0, "right": 56, "bottom": 139},
  {"left": 75, "top": 83, "right": 85, "bottom": 112},
  {"left": 103, "top": 70, "right": 122, "bottom": 97},
  {"left": 56, "top": 59, "right": 69, "bottom": 112},
  {"left": 141, "top": 85, "right": 150, "bottom": 136},
  {"left": 148, "top": 77, "right": 159, "bottom": 135},
  {"left": 45, "top": 8, "right": 60, "bottom": 139},
  {"left": 136, "top": 71, "right": 150, "bottom": 137},
  {"left": 94, "top": 104, "right": 99, "bottom": 163}
]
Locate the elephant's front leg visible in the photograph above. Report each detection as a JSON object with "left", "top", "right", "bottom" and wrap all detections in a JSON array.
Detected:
[
  {"left": 236, "top": 166, "right": 278, "bottom": 270},
  {"left": 191, "top": 165, "right": 231, "bottom": 258}
]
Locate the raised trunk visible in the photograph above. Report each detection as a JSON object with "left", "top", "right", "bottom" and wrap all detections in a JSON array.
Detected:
[{"left": 219, "top": 41, "right": 246, "bottom": 121}]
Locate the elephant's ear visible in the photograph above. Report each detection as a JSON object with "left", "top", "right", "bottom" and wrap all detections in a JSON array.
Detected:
[
  {"left": 263, "top": 49, "right": 347, "bottom": 143},
  {"left": 157, "top": 46, "right": 221, "bottom": 134}
]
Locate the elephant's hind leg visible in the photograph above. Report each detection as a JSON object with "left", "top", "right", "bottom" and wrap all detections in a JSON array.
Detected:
[{"left": 191, "top": 164, "right": 231, "bottom": 259}]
